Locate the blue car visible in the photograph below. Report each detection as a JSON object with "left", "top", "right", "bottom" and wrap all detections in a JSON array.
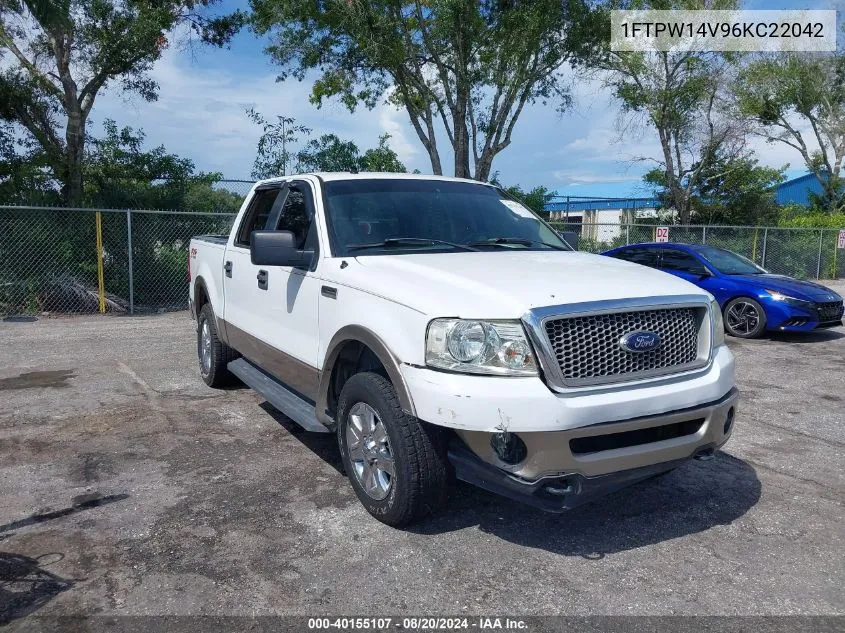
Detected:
[{"left": 602, "top": 243, "right": 844, "bottom": 338}]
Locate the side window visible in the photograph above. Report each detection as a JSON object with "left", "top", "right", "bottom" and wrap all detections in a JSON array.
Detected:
[
  {"left": 613, "top": 247, "right": 658, "bottom": 268},
  {"left": 275, "top": 183, "right": 316, "bottom": 250},
  {"left": 660, "top": 249, "right": 708, "bottom": 274},
  {"left": 235, "top": 188, "right": 281, "bottom": 247}
]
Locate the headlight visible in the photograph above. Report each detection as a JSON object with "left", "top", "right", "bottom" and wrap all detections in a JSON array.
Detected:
[
  {"left": 426, "top": 319, "right": 538, "bottom": 376},
  {"left": 765, "top": 289, "right": 813, "bottom": 306},
  {"left": 711, "top": 299, "right": 725, "bottom": 347}
]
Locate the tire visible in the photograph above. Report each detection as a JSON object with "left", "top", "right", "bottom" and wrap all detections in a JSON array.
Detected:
[
  {"left": 197, "top": 303, "right": 238, "bottom": 387},
  {"left": 723, "top": 297, "right": 767, "bottom": 339},
  {"left": 337, "top": 372, "right": 447, "bottom": 527}
]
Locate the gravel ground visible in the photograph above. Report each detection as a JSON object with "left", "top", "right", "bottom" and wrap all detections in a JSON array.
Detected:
[{"left": 1, "top": 281, "right": 844, "bottom": 622}]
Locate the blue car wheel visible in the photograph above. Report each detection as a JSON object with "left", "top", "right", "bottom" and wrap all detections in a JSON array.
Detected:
[{"left": 724, "top": 297, "right": 767, "bottom": 339}]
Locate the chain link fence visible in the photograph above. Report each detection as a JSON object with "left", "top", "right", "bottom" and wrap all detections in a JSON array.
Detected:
[
  {"left": 550, "top": 222, "right": 845, "bottom": 281},
  {"left": 0, "top": 206, "right": 236, "bottom": 316},
  {"left": 2, "top": 207, "right": 844, "bottom": 318}
]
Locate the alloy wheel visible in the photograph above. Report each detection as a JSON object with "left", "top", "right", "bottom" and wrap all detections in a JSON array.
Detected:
[
  {"left": 345, "top": 402, "right": 395, "bottom": 500},
  {"left": 726, "top": 301, "right": 760, "bottom": 336}
]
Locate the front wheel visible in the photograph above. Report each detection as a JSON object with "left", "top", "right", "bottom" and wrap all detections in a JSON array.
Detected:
[
  {"left": 337, "top": 372, "right": 447, "bottom": 527},
  {"left": 724, "top": 297, "right": 767, "bottom": 339}
]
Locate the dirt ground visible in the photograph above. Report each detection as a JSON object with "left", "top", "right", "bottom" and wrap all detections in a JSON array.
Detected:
[{"left": 2, "top": 283, "right": 844, "bottom": 622}]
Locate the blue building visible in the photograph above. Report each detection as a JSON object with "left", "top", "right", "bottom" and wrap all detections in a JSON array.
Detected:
[{"left": 775, "top": 173, "right": 823, "bottom": 206}]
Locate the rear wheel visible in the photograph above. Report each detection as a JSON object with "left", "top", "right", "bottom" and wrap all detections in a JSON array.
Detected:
[
  {"left": 337, "top": 372, "right": 447, "bottom": 527},
  {"left": 724, "top": 297, "right": 767, "bottom": 339},
  {"left": 197, "top": 303, "right": 238, "bottom": 387}
]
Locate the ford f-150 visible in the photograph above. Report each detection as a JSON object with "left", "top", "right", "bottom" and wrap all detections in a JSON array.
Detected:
[{"left": 188, "top": 173, "right": 738, "bottom": 526}]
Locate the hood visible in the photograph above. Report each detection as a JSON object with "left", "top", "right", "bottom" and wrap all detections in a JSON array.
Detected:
[
  {"left": 335, "top": 251, "right": 709, "bottom": 318},
  {"left": 729, "top": 273, "right": 842, "bottom": 302}
]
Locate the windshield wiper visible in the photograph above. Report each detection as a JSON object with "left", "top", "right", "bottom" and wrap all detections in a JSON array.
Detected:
[
  {"left": 347, "top": 237, "right": 478, "bottom": 253},
  {"left": 468, "top": 237, "right": 568, "bottom": 251}
]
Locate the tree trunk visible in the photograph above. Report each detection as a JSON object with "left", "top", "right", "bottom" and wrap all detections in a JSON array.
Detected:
[
  {"left": 61, "top": 102, "right": 86, "bottom": 206},
  {"left": 473, "top": 150, "right": 494, "bottom": 182}
]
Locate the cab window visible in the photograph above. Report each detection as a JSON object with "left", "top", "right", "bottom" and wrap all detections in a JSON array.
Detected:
[
  {"left": 274, "top": 183, "right": 317, "bottom": 250},
  {"left": 235, "top": 188, "right": 282, "bottom": 247}
]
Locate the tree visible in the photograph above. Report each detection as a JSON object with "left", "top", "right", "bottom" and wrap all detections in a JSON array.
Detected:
[
  {"left": 734, "top": 53, "right": 845, "bottom": 213},
  {"left": 359, "top": 134, "right": 407, "bottom": 173},
  {"left": 644, "top": 155, "right": 784, "bottom": 226},
  {"left": 297, "top": 133, "right": 361, "bottom": 172},
  {"left": 0, "top": 0, "right": 236, "bottom": 205},
  {"left": 489, "top": 173, "right": 555, "bottom": 215},
  {"left": 597, "top": 0, "right": 744, "bottom": 224},
  {"left": 247, "top": 108, "right": 312, "bottom": 179},
  {"left": 249, "top": 110, "right": 407, "bottom": 176},
  {"left": 249, "top": 0, "right": 603, "bottom": 181},
  {"left": 84, "top": 118, "right": 242, "bottom": 211}
]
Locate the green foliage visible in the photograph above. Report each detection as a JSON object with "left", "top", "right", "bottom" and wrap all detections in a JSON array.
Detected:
[
  {"left": 359, "top": 135, "right": 406, "bottom": 173},
  {"left": 735, "top": 53, "right": 845, "bottom": 213},
  {"left": 248, "top": 0, "right": 604, "bottom": 180},
  {"left": 489, "top": 173, "right": 555, "bottom": 216},
  {"left": 778, "top": 211, "right": 845, "bottom": 229},
  {"left": 598, "top": 0, "right": 741, "bottom": 223},
  {"left": 249, "top": 110, "right": 406, "bottom": 177},
  {"left": 690, "top": 157, "right": 785, "bottom": 226},
  {"left": 0, "top": 0, "right": 233, "bottom": 205}
]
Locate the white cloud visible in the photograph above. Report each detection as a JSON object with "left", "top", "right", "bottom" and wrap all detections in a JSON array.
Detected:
[{"left": 93, "top": 44, "right": 429, "bottom": 178}]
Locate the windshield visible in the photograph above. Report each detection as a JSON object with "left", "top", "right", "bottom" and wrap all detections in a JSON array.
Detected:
[
  {"left": 322, "top": 179, "right": 569, "bottom": 256},
  {"left": 696, "top": 246, "right": 766, "bottom": 275}
]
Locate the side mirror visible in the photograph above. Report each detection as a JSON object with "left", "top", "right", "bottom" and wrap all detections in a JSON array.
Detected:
[
  {"left": 250, "top": 230, "right": 314, "bottom": 268},
  {"left": 697, "top": 269, "right": 713, "bottom": 279},
  {"left": 559, "top": 230, "right": 579, "bottom": 250}
]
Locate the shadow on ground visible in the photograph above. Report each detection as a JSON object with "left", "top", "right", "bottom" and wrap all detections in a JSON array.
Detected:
[
  {"left": 0, "top": 494, "right": 129, "bottom": 535},
  {"left": 413, "top": 451, "right": 760, "bottom": 558},
  {"left": 260, "top": 402, "right": 344, "bottom": 475},
  {"left": 0, "top": 552, "right": 73, "bottom": 624},
  {"left": 258, "top": 403, "right": 760, "bottom": 559},
  {"left": 766, "top": 328, "right": 844, "bottom": 343}
]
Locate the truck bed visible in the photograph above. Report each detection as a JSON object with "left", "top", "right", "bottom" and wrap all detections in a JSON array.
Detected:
[{"left": 193, "top": 235, "right": 228, "bottom": 246}]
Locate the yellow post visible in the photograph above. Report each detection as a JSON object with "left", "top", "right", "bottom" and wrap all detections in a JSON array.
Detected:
[
  {"left": 95, "top": 211, "right": 106, "bottom": 314},
  {"left": 752, "top": 228, "right": 759, "bottom": 262}
]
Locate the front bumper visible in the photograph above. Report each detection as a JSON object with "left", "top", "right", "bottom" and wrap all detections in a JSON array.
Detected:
[
  {"left": 448, "top": 388, "right": 739, "bottom": 511},
  {"left": 765, "top": 299, "right": 844, "bottom": 331}
]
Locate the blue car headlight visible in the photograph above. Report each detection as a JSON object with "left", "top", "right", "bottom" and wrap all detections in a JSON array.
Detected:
[{"left": 765, "top": 289, "right": 815, "bottom": 308}]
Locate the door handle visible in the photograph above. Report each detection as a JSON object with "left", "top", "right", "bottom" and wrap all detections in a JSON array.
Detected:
[
  {"left": 257, "top": 269, "right": 268, "bottom": 290},
  {"left": 224, "top": 261, "right": 233, "bottom": 278}
]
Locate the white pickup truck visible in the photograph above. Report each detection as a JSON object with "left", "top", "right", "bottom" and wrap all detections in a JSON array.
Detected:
[{"left": 189, "top": 173, "right": 738, "bottom": 526}]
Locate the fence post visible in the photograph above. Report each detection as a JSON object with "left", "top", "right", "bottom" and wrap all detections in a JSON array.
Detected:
[
  {"left": 761, "top": 228, "right": 768, "bottom": 268},
  {"left": 95, "top": 211, "right": 106, "bottom": 314},
  {"left": 626, "top": 224, "right": 630, "bottom": 245},
  {"left": 126, "top": 209, "right": 134, "bottom": 315},
  {"left": 816, "top": 229, "right": 823, "bottom": 279},
  {"left": 702, "top": 226, "right": 707, "bottom": 244}
]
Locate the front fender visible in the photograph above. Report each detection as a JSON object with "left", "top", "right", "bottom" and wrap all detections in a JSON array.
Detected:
[{"left": 316, "top": 325, "right": 417, "bottom": 428}]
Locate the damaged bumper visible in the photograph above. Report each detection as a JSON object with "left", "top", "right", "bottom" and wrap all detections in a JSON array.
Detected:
[{"left": 447, "top": 388, "right": 739, "bottom": 512}]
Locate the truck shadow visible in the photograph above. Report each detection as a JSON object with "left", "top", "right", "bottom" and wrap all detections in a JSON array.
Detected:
[
  {"left": 0, "top": 552, "right": 74, "bottom": 624},
  {"left": 413, "top": 451, "right": 761, "bottom": 558},
  {"left": 765, "top": 329, "right": 844, "bottom": 343}
]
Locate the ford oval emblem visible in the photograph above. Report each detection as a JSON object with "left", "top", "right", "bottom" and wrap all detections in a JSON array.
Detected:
[{"left": 620, "top": 331, "right": 662, "bottom": 352}]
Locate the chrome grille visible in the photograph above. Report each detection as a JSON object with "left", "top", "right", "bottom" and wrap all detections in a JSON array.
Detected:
[{"left": 543, "top": 307, "right": 706, "bottom": 386}]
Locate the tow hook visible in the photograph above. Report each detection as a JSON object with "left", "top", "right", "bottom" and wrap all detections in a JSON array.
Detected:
[{"left": 694, "top": 448, "right": 715, "bottom": 461}]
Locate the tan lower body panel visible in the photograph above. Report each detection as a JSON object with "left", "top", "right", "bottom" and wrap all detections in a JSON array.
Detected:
[{"left": 454, "top": 389, "right": 739, "bottom": 480}]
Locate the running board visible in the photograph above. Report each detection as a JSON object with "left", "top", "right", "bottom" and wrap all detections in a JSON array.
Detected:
[{"left": 227, "top": 358, "right": 330, "bottom": 433}]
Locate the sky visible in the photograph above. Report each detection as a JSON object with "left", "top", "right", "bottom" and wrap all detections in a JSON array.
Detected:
[{"left": 92, "top": 0, "right": 839, "bottom": 200}]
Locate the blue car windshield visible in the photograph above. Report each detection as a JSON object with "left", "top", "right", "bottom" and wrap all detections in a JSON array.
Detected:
[
  {"left": 322, "top": 179, "right": 570, "bottom": 256},
  {"left": 697, "top": 246, "right": 766, "bottom": 275}
]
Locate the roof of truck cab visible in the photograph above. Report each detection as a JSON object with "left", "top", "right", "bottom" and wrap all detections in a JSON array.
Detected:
[{"left": 255, "top": 172, "right": 497, "bottom": 186}]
